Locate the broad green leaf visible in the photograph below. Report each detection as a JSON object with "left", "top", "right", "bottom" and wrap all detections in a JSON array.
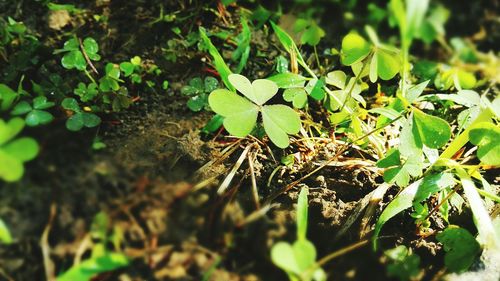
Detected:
[
  {"left": 187, "top": 94, "right": 208, "bottom": 112},
  {"left": 202, "top": 114, "right": 224, "bottom": 134},
  {"left": 0, "top": 84, "right": 18, "bottom": 111},
  {"left": 456, "top": 70, "right": 476, "bottom": 90},
  {"left": 399, "top": 116, "right": 422, "bottom": 159},
  {"left": 414, "top": 173, "right": 455, "bottom": 203},
  {"left": 119, "top": 62, "right": 135, "bottom": 77},
  {"left": 0, "top": 151, "right": 24, "bottom": 182},
  {"left": 341, "top": 33, "right": 371, "bottom": 66},
  {"left": 386, "top": 250, "right": 421, "bottom": 281},
  {"left": 436, "top": 227, "right": 480, "bottom": 273},
  {"left": 377, "top": 148, "right": 401, "bottom": 168},
  {"left": 405, "top": 0, "right": 430, "bottom": 43},
  {"left": 62, "top": 50, "right": 86, "bottom": 70},
  {"left": 413, "top": 110, "right": 451, "bottom": 149},
  {"left": 61, "top": 98, "right": 80, "bottom": 112},
  {"left": 469, "top": 122, "right": 500, "bottom": 165},
  {"left": 0, "top": 118, "right": 25, "bottom": 145},
  {"left": 208, "top": 89, "right": 259, "bottom": 137},
  {"left": 271, "top": 242, "right": 301, "bottom": 275},
  {"left": 300, "top": 22, "right": 325, "bottom": 46},
  {"left": 325, "top": 71, "right": 346, "bottom": 89},
  {"left": 373, "top": 179, "right": 422, "bottom": 249},
  {"left": 11, "top": 101, "right": 32, "bottom": 115},
  {"left": 307, "top": 79, "right": 325, "bottom": 101},
  {"left": 0, "top": 218, "right": 12, "bottom": 244},
  {"left": 199, "top": 27, "right": 234, "bottom": 92},
  {"left": 267, "top": 73, "right": 307, "bottom": 89},
  {"left": 229, "top": 74, "right": 278, "bottom": 105},
  {"left": 293, "top": 239, "right": 316, "bottom": 271},
  {"left": 283, "top": 88, "right": 307, "bottom": 109},
  {"left": 297, "top": 187, "right": 309, "bottom": 241},
  {"left": 376, "top": 49, "right": 400, "bottom": 80},
  {"left": 270, "top": 21, "right": 308, "bottom": 69},
  {"left": 82, "top": 113, "right": 101, "bottom": 128},
  {"left": 83, "top": 37, "right": 99, "bottom": 55},
  {"left": 66, "top": 114, "right": 84, "bottom": 131},
  {"left": 62, "top": 38, "right": 79, "bottom": 51},
  {"left": 383, "top": 159, "right": 422, "bottom": 187},
  {"left": 204, "top": 77, "right": 219, "bottom": 92},
  {"left": 25, "top": 110, "right": 54, "bottom": 126},
  {"left": 3, "top": 137, "right": 39, "bottom": 161},
  {"left": 262, "top": 105, "right": 301, "bottom": 148},
  {"left": 369, "top": 52, "right": 378, "bottom": 82},
  {"left": 33, "top": 96, "right": 55, "bottom": 110}
]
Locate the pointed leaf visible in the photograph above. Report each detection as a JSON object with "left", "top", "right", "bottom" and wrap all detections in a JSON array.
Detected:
[{"left": 413, "top": 110, "right": 451, "bottom": 149}]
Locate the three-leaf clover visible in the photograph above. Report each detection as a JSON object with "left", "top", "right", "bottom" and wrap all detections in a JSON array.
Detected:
[
  {"left": 0, "top": 118, "right": 39, "bottom": 182},
  {"left": 11, "top": 96, "right": 55, "bottom": 126},
  {"left": 56, "top": 37, "right": 101, "bottom": 70},
  {"left": 74, "top": 82, "right": 99, "bottom": 102},
  {"left": 99, "top": 63, "right": 122, "bottom": 92},
  {"left": 340, "top": 32, "right": 401, "bottom": 82},
  {"left": 181, "top": 76, "right": 219, "bottom": 112},
  {"left": 62, "top": 98, "right": 101, "bottom": 131},
  {"left": 208, "top": 74, "right": 301, "bottom": 148}
]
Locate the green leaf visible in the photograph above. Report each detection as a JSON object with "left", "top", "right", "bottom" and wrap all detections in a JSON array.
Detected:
[
  {"left": 66, "top": 114, "right": 84, "bottom": 131},
  {"left": 300, "top": 22, "right": 325, "bottom": 46},
  {"left": 199, "top": 27, "right": 234, "bottom": 91},
  {"left": 414, "top": 173, "right": 455, "bottom": 203},
  {"left": 11, "top": 101, "right": 32, "bottom": 115},
  {"left": 307, "top": 79, "right": 325, "bottom": 101},
  {"left": 3, "top": 137, "right": 39, "bottom": 161},
  {"left": 204, "top": 77, "right": 219, "bottom": 92},
  {"left": 25, "top": 110, "right": 54, "bottom": 126},
  {"left": 0, "top": 84, "right": 19, "bottom": 111},
  {"left": 83, "top": 37, "right": 99, "bottom": 55},
  {"left": 399, "top": 116, "right": 422, "bottom": 159},
  {"left": 33, "top": 96, "right": 55, "bottom": 110},
  {"left": 341, "top": 33, "right": 371, "bottom": 66},
  {"left": 0, "top": 150, "right": 24, "bottom": 182},
  {"left": 297, "top": 187, "right": 309, "bottom": 241},
  {"left": 208, "top": 89, "right": 258, "bottom": 137},
  {"left": 62, "top": 50, "right": 86, "bottom": 70},
  {"left": 119, "top": 62, "right": 135, "bottom": 77},
  {"left": 325, "top": 71, "right": 346, "bottom": 89},
  {"left": 0, "top": 218, "right": 12, "bottom": 244},
  {"left": 386, "top": 247, "right": 421, "bottom": 281},
  {"left": 293, "top": 239, "right": 316, "bottom": 271},
  {"left": 262, "top": 105, "right": 301, "bottom": 148},
  {"left": 413, "top": 109, "right": 451, "bottom": 149},
  {"left": 436, "top": 227, "right": 481, "bottom": 273},
  {"left": 57, "top": 251, "right": 129, "bottom": 281},
  {"left": 373, "top": 179, "right": 422, "bottom": 249},
  {"left": 377, "top": 148, "right": 401, "bottom": 168},
  {"left": 202, "top": 114, "right": 224, "bottom": 134},
  {"left": 267, "top": 73, "right": 307, "bottom": 89},
  {"left": 469, "top": 122, "right": 500, "bottom": 165},
  {"left": 229, "top": 74, "right": 278, "bottom": 106},
  {"left": 0, "top": 118, "right": 25, "bottom": 146},
  {"left": 187, "top": 94, "right": 208, "bottom": 112},
  {"left": 283, "top": 88, "right": 307, "bottom": 109},
  {"left": 271, "top": 242, "right": 301, "bottom": 275},
  {"left": 61, "top": 98, "right": 80, "bottom": 112},
  {"left": 406, "top": 80, "right": 429, "bottom": 103},
  {"left": 376, "top": 49, "right": 401, "bottom": 80},
  {"left": 383, "top": 159, "right": 422, "bottom": 187},
  {"left": 82, "top": 113, "right": 101, "bottom": 128}
]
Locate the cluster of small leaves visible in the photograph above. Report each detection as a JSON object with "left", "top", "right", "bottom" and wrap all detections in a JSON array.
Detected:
[
  {"left": 55, "top": 37, "right": 101, "bottom": 71},
  {"left": 181, "top": 76, "right": 219, "bottom": 112},
  {"left": 11, "top": 96, "right": 55, "bottom": 126}
]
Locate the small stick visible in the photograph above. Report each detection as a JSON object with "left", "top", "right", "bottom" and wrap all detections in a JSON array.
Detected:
[
  {"left": 40, "top": 203, "right": 57, "bottom": 281},
  {"left": 79, "top": 37, "right": 99, "bottom": 75},
  {"left": 248, "top": 149, "right": 260, "bottom": 209}
]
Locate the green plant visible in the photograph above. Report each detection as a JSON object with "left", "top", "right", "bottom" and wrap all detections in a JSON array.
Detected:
[
  {"left": 271, "top": 188, "right": 326, "bottom": 281},
  {"left": 436, "top": 226, "right": 481, "bottom": 273},
  {"left": 57, "top": 212, "right": 129, "bottom": 281},
  {"left": 61, "top": 98, "right": 101, "bottom": 131},
  {"left": 208, "top": 74, "right": 301, "bottom": 148},
  {"left": 55, "top": 37, "right": 101, "bottom": 71},
  {"left": 181, "top": 76, "right": 219, "bottom": 112},
  {"left": 384, "top": 245, "right": 421, "bottom": 281},
  {"left": 0, "top": 117, "right": 39, "bottom": 182},
  {"left": 11, "top": 96, "right": 55, "bottom": 126},
  {"left": 0, "top": 217, "right": 12, "bottom": 244}
]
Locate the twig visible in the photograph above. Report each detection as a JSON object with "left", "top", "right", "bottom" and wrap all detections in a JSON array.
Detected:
[
  {"left": 78, "top": 37, "right": 99, "bottom": 75},
  {"left": 248, "top": 149, "right": 260, "bottom": 209},
  {"left": 40, "top": 203, "right": 57, "bottom": 281}
]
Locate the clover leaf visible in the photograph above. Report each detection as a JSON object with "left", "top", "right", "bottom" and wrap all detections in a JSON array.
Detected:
[
  {"left": 74, "top": 82, "right": 99, "bottom": 102},
  {"left": 57, "top": 37, "right": 101, "bottom": 71},
  {"left": 99, "top": 63, "right": 122, "bottom": 92},
  {"left": 341, "top": 33, "right": 401, "bottom": 82},
  {"left": 436, "top": 227, "right": 481, "bottom": 273},
  {"left": 62, "top": 98, "right": 101, "bottom": 131},
  {"left": 181, "top": 76, "right": 219, "bottom": 112},
  {"left": 0, "top": 83, "right": 19, "bottom": 111},
  {"left": 11, "top": 96, "right": 55, "bottom": 127},
  {"left": 294, "top": 19, "right": 325, "bottom": 46},
  {"left": 325, "top": 70, "right": 364, "bottom": 111},
  {"left": 469, "top": 122, "right": 500, "bottom": 166},
  {"left": 208, "top": 74, "right": 301, "bottom": 148},
  {"left": 0, "top": 118, "right": 39, "bottom": 182}
]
